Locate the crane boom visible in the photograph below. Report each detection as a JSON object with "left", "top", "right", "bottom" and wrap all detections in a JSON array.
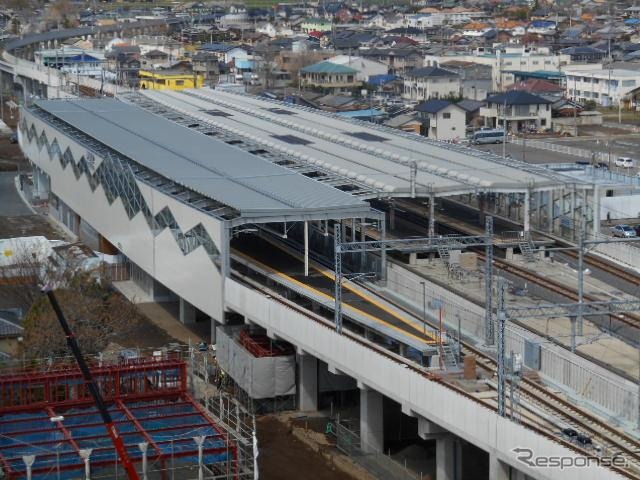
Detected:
[{"left": 45, "top": 290, "right": 141, "bottom": 480}]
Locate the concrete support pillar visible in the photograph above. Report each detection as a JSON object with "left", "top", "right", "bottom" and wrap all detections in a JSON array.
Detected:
[
  {"left": 436, "top": 436, "right": 456, "bottom": 480},
  {"left": 546, "top": 190, "right": 554, "bottom": 233},
  {"left": 298, "top": 353, "right": 318, "bottom": 411},
  {"left": 523, "top": 189, "right": 530, "bottom": 232},
  {"left": 360, "top": 386, "right": 384, "bottom": 454},
  {"left": 179, "top": 297, "right": 196, "bottom": 324},
  {"left": 489, "top": 454, "right": 510, "bottom": 480},
  {"left": 211, "top": 319, "right": 218, "bottom": 344}
]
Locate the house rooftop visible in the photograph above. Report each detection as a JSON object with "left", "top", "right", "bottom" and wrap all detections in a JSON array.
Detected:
[
  {"left": 301, "top": 61, "right": 358, "bottom": 74},
  {"left": 486, "top": 90, "right": 553, "bottom": 105}
]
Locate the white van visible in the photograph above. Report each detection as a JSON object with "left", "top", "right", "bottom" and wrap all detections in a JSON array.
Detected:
[{"left": 615, "top": 157, "right": 635, "bottom": 168}]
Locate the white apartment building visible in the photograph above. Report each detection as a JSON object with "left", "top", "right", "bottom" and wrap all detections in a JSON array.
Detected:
[
  {"left": 425, "top": 46, "right": 570, "bottom": 90},
  {"left": 564, "top": 67, "right": 639, "bottom": 107},
  {"left": 417, "top": 7, "right": 486, "bottom": 26}
]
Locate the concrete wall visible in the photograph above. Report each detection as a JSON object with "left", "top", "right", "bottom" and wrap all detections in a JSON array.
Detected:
[{"left": 600, "top": 194, "right": 640, "bottom": 220}]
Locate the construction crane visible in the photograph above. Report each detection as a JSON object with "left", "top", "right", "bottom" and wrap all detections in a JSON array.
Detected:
[{"left": 44, "top": 289, "right": 141, "bottom": 480}]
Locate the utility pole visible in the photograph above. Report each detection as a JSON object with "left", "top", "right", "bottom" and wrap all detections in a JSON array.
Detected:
[{"left": 502, "top": 97, "right": 507, "bottom": 159}]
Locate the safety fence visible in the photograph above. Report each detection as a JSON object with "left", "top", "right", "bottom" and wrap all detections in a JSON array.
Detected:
[
  {"left": 509, "top": 136, "right": 611, "bottom": 162},
  {"left": 591, "top": 232, "right": 640, "bottom": 272},
  {"left": 326, "top": 418, "right": 422, "bottom": 480},
  {"left": 382, "top": 261, "right": 639, "bottom": 428}
]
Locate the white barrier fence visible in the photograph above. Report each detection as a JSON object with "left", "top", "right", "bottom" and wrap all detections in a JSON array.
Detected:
[
  {"left": 592, "top": 232, "right": 640, "bottom": 273},
  {"left": 384, "top": 262, "right": 639, "bottom": 427},
  {"left": 509, "top": 136, "right": 610, "bottom": 162}
]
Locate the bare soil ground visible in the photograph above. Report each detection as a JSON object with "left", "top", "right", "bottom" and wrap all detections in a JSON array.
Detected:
[{"left": 257, "top": 415, "right": 370, "bottom": 480}]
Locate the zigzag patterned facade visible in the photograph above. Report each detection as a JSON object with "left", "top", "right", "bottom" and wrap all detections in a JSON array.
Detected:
[{"left": 19, "top": 118, "right": 220, "bottom": 263}]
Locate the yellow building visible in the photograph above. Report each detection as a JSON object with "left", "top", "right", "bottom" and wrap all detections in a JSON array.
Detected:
[{"left": 139, "top": 70, "right": 204, "bottom": 90}]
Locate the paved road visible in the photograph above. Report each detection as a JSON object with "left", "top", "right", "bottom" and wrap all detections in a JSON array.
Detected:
[
  {"left": 473, "top": 143, "right": 578, "bottom": 164},
  {"left": 0, "top": 172, "right": 32, "bottom": 216}
]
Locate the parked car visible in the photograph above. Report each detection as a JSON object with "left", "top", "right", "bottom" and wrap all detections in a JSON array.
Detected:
[
  {"left": 594, "top": 162, "right": 609, "bottom": 170},
  {"left": 611, "top": 224, "right": 637, "bottom": 238},
  {"left": 614, "top": 157, "right": 635, "bottom": 168}
]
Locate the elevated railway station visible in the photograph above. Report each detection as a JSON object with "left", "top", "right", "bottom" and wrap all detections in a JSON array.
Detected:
[{"left": 17, "top": 94, "right": 640, "bottom": 480}]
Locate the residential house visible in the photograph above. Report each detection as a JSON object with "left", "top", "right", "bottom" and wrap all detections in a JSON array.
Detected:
[
  {"left": 457, "top": 99, "right": 485, "bottom": 129},
  {"left": 104, "top": 45, "right": 141, "bottom": 87},
  {"left": 425, "top": 46, "right": 571, "bottom": 90},
  {"left": 480, "top": 90, "right": 552, "bottom": 132},
  {"left": 359, "top": 48, "right": 423, "bottom": 74},
  {"left": 300, "top": 61, "right": 360, "bottom": 92},
  {"left": 506, "top": 79, "right": 564, "bottom": 100},
  {"left": 301, "top": 17, "right": 333, "bottom": 34},
  {"left": 560, "top": 46, "right": 606, "bottom": 63},
  {"left": 141, "top": 49, "right": 169, "bottom": 69},
  {"left": 192, "top": 51, "right": 221, "bottom": 86},
  {"left": 130, "top": 35, "right": 184, "bottom": 60},
  {"left": 403, "top": 66, "right": 460, "bottom": 101},
  {"left": 326, "top": 55, "right": 388, "bottom": 82},
  {"left": 384, "top": 113, "right": 422, "bottom": 133},
  {"left": 139, "top": 70, "right": 205, "bottom": 90},
  {"left": 565, "top": 67, "right": 640, "bottom": 107},
  {"left": 528, "top": 20, "right": 556, "bottom": 36},
  {"left": 414, "top": 99, "right": 466, "bottom": 140},
  {"left": 440, "top": 61, "right": 492, "bottom": 100},
  {"left": 416, "top": 7, "right": 486, "bottom": 26},
  {"left": 200, "top": 43, "right": 251, "bottom": 65}
]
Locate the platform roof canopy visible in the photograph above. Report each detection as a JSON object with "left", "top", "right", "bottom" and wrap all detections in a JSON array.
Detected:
[
  {"left": 134, "top": 88, "right": 588, "bottom": 198},
  {"left": 34, "top": 98, "right": 376, "bottom": 223}
]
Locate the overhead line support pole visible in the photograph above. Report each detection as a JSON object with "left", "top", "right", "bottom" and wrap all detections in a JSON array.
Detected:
[
  {"left": 485, "top": 215, "right": 494, "bottom": 346},
  {"left": 497, "top": 277, "right": 507, "bottom": 418},
  {"left": 334, "top": 223, "right": 343, "bottom": 334}
]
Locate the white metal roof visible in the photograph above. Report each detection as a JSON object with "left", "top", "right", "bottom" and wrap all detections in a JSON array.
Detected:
[
  {"left": 33, "top": 98, "right": 373, "bottom": 221},
  {"left": 138, "top": 87, "right": 586, "bottom": 196}
]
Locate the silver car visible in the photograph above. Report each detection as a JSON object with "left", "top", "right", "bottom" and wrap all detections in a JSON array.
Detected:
[{"left": 610, "top": 224, "right": 637, "bottom": 238}]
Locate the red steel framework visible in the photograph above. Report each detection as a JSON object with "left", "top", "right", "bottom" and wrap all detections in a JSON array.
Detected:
[
  {"left": 238, "top": 330, "right": 294, "bottom": 357},
  {"left": 0, "top": 355, "right": 239, "bottom": 479}
]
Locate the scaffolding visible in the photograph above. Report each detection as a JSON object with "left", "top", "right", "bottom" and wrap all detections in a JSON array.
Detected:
[{"left": 0, "top": 352, "right": 254, "bottom": 480}]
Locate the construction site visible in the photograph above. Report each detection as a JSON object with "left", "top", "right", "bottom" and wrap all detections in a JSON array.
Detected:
[{"left": 0, "top": 348, "right": 256, "bottom": 480}]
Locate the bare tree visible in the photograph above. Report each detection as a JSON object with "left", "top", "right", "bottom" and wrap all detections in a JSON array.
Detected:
[{"left": 0, "top": 245, "right": 144, "bottom": 359}]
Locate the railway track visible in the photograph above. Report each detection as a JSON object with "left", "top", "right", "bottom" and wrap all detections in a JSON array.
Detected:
[
  {"left": 255, "top": 232, "right": 640, "bottom": 476},
  {"left": 482, "top": 254, "right": 640, "bottom": 331},
  {"left": 466, "top": 343, "right": 640, "bottom": 471},
  {"left": 350, "top": 273, "right": 640, "bottom": 478},
  {"left": 562, "top": 247, "right": 640, "bottom": 289},
  {"left": 235, "top": 267, "right": 640, "bottom": 479},
  {"left": 389, "top": 198, "right": 640, "bottom": 332}
]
